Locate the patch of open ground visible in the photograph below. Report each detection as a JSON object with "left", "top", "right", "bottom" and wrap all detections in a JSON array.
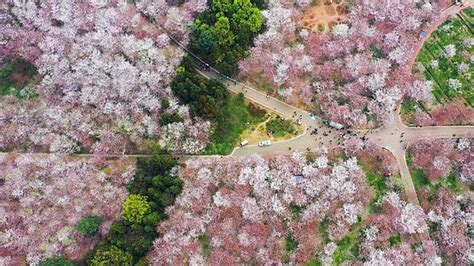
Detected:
[
  {"left": 301, "top": 0, "right": 349, "bottom": 33},
  {"left": 238, "top": 113, "right": 304, "bottom": 146}
]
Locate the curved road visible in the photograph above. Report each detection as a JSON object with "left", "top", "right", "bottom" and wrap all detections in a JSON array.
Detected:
[
  {"left": 186, "top": 3, "right": 474, "bottom": 204},
  {"left": 1, "top": 3, "right": 472, "bottom": 206},
  {"left": 199, "top": 65, "right": 474, "bottom": 204}
]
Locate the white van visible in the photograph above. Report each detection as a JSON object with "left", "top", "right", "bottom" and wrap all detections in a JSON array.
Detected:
[
  {"left": 240, "top": 140, "right": 249, "bottom": 147},
  {"left": 258, "top": 140, "right": 272, "bottom": 147}
]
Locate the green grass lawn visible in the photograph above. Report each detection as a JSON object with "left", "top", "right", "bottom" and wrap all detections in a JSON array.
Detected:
[
  {"left": 413, "top": 8, "right": 473, "bottom": 107},
  {"left": 204, "top": 92, "right": 266, "bottom": 155},
  {"left": 406, "top": 151, "right": 462, "bottom": 201},
  {"left": 359, "top": 161, "right": 401, "bottom": 213},
  {"left": 332, "top": 221, "right": 364, "bottom": 265},
  {"left": 411, "top": 168, "right": 430, "bottom": 191},
  {"left": 401, "top": 100, "right": 421, "bottom": 125},
  {"left": 319, "top": 216, "right": 330, "bottom": 245},
  {"left": 365, "top": 171, "right": 389, "bottom": 213},
  {"left": 197, "top": 234, "right": 210, "bottom": 257}
]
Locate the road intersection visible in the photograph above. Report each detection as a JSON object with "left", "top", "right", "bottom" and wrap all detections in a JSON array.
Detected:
[
  {"left": 199, "top": 67, "right": 474, "bottom": 204},
  {"left": 192, "top": 3, "right": 474, "bottom": 204},
  {"left": 1, "top": 3, "right": 472, "bottom": 206}
]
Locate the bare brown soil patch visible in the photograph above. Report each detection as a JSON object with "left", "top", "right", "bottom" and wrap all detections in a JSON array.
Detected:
[{"left": 301, "top": 0, "right": 349, "bottom": 33}]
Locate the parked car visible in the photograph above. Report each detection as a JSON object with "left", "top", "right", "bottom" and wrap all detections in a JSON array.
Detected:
[
  {"left": 240, "top": 140, "right": 249, "bottom": 147},
  {"left": 258, "top": 140, "right": 272, "bottom": 147}
]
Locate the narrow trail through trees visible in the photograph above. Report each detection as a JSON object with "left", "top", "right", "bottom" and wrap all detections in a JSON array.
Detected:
[
  {"left": 146, "top": 5, "right": 474, "bottom": 203},
  {"left": 2, "top": 3, "right": 473, "bottom": 205}
]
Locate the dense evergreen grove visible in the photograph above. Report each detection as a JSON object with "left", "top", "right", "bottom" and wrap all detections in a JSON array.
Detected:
[
  {"left": 39, "top": 256, "right": 74, "bottom": 266},
  {"left": 163, "top": 0, "right": 266, "bottom": 154},
  {"left": 172, "top": 57, "right": 266, "bottom": 155},
  {"left": 266, "top": 117, "right": 297, "bottom": 137},
  {"left": 189, "top": 0, "right": 264, "bottom": 75},
  {"left": 81, "top": 154, "right": 183, "bottom": 265},
  {"left": 171, "top": 57, "right": 229, "bottom": 119}
]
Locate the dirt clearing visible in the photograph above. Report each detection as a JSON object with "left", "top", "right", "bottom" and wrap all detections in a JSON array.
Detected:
[{"left": 301, "top": 0, "right": 349, "bottom": 33}]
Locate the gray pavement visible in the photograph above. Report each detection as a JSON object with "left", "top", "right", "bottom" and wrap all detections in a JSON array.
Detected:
[
  {"left": 2, "top": 2, "right": 473, "bottom": 206},
  {"left": 200, "top": 67, "right": 473, "bottom": 204}
]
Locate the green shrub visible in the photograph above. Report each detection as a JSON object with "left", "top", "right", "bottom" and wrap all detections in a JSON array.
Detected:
[
  {"left": 332, "top": 229, "right": 362, "bottom": 265},
  {"left": 366, "top": 172, "right": 388, "bottom": 213},
  {"left": 0, "top": 57, "right": 38, "bottom": 98},
  {"left": 411, "top": 169, "right": 430, "bottom": 191},
  {"left": 76, "top": 215, "right": 101, "bottom": 237},
  {"left": 197, "top": 234, "right": 210, "bottom": 257},
  {"left": 305, "top": 258, "right": 323, "bottom": 266},
  {"left": 39, "top": 256, "right": 73, "bottom": 266},
  {"left": 159, "top": 112, "right": 183, "bottom": 126},
  {"left": 401, "top": 100, "right": 419, "bottom": 116},
  {"left": 288, "top": 202, "right": 305, "bottom": 220},
  {"left": 266, "top": 118, "right": 296, "bottom": 137},
  {"left": 388, "top": 235, "right": 402, "bottom": 246},
  {"left": 319, "top": 216, "right": 330, "bottom": 244},
  {"left": 247, "top": 102, "right": 266, "bottom": 118},
  {"left": 91, "top": 246, "right": 132, "bottom": 266},
  {"left": 122, "top": 194, "right": 151, "bottom": 224},
  {"left": 160, "top": 98, "right": 170, "bottom": 110},
  {"left": 369, "top": 43, "right": 385, "bottom": 59},
  {"left": 285, "top": 234, "right": 299, "bottom": 253}
]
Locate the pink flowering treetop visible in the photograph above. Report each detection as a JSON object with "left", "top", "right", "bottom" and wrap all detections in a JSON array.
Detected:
[
  {"left": 0, "top": 0, "right": 210, "bottom": 154},
  {"left": 147, "top": 152, "right": 374, "bottom": 264},
  {"left": 0, "top": 153, "right": 134, "bottom": 265},
  {"left": 239, "top": 0, "right": 444, "bottom": 128}
]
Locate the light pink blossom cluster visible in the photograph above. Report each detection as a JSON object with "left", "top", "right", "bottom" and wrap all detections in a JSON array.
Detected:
[
  {"left": 0, "top": 153, "right": 134, "bottom": 265},
  {"left": 409, "top": 138, "right": 473, "bottom": 184},
  {"left": 147, "top": 153, "right": 372, "bottom": 264},
  {"left": 135, "top": 0, "right": 207, "bottom": 44},
  {"left": 358, "top": 192, "right": 442, "bottom": 265},
  {"left": 422, "top": 188, "right": 473, "bottom": 265},
  {"left": 414, "top": 99, "right": 474, "bottom": 126},
  {"left": 0, "top": 0, "right": 210, "bottom": 154},
  {"left": 240, "top": 0, "right": 447, "bottom": 127}
]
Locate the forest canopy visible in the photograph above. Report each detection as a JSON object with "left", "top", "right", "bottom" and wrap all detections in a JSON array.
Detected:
[{"left": 189, "top": 0, "right": 264, "bottom": 75}]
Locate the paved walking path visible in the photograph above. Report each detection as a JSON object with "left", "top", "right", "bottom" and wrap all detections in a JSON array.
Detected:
[
  {"left": 1, "top": 3, "right": 473, "bottom": 206},
  {"left": 199, "top": 66, "right": 474, "bottom": 204},
  {"left": 407, "top": 2, "right": 470, "bottom": 67},
  {"left": 172, "top": 4, "right": 474, "bottom": 204},
  {"left": 363, "top": 105, "right": 473, "bottom": 203}
]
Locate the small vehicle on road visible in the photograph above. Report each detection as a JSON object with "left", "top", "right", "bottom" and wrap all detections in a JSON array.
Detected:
[
  {"left": 258, "top": 140, "right": 272, "bottom": 147},
  {"left": 240, "top": 140, "right": 249, "bottom": 147}
]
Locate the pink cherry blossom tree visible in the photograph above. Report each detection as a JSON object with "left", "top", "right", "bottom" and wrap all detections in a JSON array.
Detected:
[
  {"left": 0, "top": 0, "right": 210, "bottom": 154},
  {"left": 0, "top": 153, "right": 134, "bottom": 264},
  {"left": 147, "top": 152, "right": 372, "bottom": 264}
]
